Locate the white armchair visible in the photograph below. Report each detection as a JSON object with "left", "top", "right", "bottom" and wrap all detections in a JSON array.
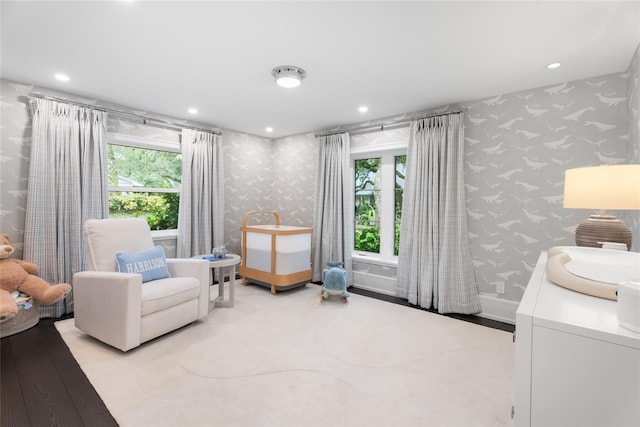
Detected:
[{"left": 73, "top": 218, "right": 209, "bottom": 352}]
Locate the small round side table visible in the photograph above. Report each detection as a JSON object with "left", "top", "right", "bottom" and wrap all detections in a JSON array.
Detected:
[{"left": 192, "top": 254, "right": 241, "bottom": 309}]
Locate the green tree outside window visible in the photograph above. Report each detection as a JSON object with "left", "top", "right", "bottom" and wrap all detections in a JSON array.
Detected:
[{"left": 108, "top": 145, "right": 181, "bottom": 230}]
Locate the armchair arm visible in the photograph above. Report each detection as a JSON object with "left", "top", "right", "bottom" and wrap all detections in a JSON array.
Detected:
[
  {"left": 166, "top": 258, "right": 210, "bottom": 319},
  {"left": 73, "top": 271, "right": 143, "bottom": 352}
]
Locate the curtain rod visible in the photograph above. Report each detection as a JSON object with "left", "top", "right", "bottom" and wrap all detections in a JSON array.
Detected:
[
  {"left": 314, "top": 108, "right": 465, "bottom": 138},
  {"left": 27, "top": 93, "right": 222, "bottom": 136}
]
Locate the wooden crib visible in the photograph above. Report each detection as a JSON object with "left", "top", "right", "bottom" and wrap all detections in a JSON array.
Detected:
[{"left": 239, "top": 211, "right": 313, "bottom": 295}]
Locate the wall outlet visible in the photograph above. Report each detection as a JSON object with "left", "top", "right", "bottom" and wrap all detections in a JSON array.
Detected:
[{"left": 496, "top": 281, "right": 506, "bottom": 294}]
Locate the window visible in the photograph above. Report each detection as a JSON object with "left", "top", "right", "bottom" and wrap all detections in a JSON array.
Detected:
[
  {"left": 355, "top": 158, "right": 381, "bottom": 253},
  {"left": 353, "top": 146, "right": 406, "bottom": 259},
  {"left": 107, "top": 133, "right": 181, "bottom": 231}
]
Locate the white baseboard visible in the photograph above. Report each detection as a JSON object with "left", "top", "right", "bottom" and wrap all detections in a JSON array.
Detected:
[
  {"left": 354, "top": 271, "right": 518, "bottom": 325},
  {"left": 478, "top": 294, "right": 518, "bottom": 325},
  {"left": 353, "top": 270, "right": 397, "bottom": 296}
]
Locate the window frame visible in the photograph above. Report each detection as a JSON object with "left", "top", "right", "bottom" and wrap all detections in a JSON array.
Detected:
[
  {"left": 351, "top": 141, "right": 407, "bottom": 262},
  {"left": 107, "top": 132, "right": 182, "bottom": 233}
]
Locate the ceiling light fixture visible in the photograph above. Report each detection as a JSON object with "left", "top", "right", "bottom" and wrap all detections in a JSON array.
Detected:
[
  {"left": 271, "top": 65, "right": 306, "bottom": 88},
  {"left": 55, "top": 73, "right": 70, "bottom": 82},
  {"left": 188, "top": 108, "right": 198, "bottom": 114},
  {"left": 358, "top": 106, "right": 369, "bottom": 113},
  {"left": 265, "top": 127, "right": 274, "bottom": 133},
  {"left": 546, "top": 62, "right": 562, "bottom": 69}
]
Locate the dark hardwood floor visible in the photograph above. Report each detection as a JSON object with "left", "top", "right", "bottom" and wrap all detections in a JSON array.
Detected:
[
  {"left": 1, "top": 286, "right": 513, "bottom": 427},
  {"left": 1, "top": 315, "right": 117, "bottom": 427}
]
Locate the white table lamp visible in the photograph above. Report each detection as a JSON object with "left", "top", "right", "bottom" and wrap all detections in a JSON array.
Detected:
[{"left": 563, "top": 164, "right": 640, "bottom": 250}]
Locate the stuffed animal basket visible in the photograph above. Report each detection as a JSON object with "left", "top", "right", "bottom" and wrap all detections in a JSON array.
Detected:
[{"left": 0, "top": 294, "right": 39, "bottom": 338}]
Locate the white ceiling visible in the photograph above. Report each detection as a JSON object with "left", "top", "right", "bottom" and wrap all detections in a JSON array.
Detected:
[{"left": 2, "top": 1, "right": 639, "bottom": 138}]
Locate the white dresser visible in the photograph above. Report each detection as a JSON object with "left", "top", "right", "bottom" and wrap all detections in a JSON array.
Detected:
[{"left": 514, "top": 251, "right": 640, "bottom": 426}]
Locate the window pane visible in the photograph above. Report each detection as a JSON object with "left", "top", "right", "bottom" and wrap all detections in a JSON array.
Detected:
[
  {"left": 108, "top": 145, "right": 181, "bottom": 189},
  {"left": 108, "top": 144, "right": 181, "bottom": 230},
  {"left": 394, "top": 155, "right": 406, "bottom": 256},
  {"left": 354, "top": 158, "right": 381, "bottom": 253},
  {"left": 109, "top": 192, "right": 180, "bottom": 230}
]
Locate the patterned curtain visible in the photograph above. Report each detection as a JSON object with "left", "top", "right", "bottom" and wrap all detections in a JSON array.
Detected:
[
  {"left": 25, "top": 98, "right": 109, "bottom": 317},
  {"left": 311, "top": 132, "right": 354, "bottom": 285},
  {"left": 396, "top": 113, "right": 481, "bottom": 314},
  {"left": 177, "top": 129, "right": 224, "bottom": 258}
]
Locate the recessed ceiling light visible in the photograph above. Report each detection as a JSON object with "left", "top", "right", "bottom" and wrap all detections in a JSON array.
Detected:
[
  {"left": 358, "top": 106, "right": 369, "bottom": 113},
  {"left": 188, "top": 108, "right": 198, "bottom": 114},
  {"left": 546, "top": 62, "right": 562, "bottom": 69},
  {"left": 265, "top": 127, "right": 274, "bottom": 133},
  {"left": 55, "top": 73, "right": 70, "bottom": 82},
  {"left": 271, "top": 66, "right": 306, "bottom": 88}
]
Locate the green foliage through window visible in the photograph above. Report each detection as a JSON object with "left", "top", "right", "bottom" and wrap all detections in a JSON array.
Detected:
[
  {"left": 108, "top": 192, "right": 179, "bottom": 230},
  {"left": 108, "top": 144, "right": 181, "bottom": 230},
  {"left": 354, "top": 154, "right": 406, "bottom": 256},
  {"left": 355, "top": 158, "right": 381, "bottom": 253},
  {"left": 108, "top": 145, "right": 181, "bottom": 188},
  {"left": 394, "top": 155, "right": 406, "bottom": 255}
]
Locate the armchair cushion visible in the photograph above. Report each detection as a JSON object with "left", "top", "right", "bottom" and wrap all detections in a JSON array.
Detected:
[
  {"left": 116, "top": 245, "right": 169, "bottom": 283},
  {"left": 140, "top": 277, "right": 200, "bottom": 316},
  {"left": 84, "top": 218, "right": 154, "bottom": 272}
]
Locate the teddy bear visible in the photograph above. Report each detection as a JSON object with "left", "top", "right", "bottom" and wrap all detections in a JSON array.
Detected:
[{"left": 0, "top": 233, "right": 71, "bottom": 323}]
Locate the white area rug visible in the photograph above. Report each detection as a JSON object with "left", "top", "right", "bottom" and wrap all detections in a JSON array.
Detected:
[{"left": 56, "top": 283, "right": 514, "bottom": 426}]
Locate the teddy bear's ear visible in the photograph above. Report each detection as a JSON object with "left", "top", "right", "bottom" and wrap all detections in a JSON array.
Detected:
[{"left": 0, "top": 233, "right": 8, "bottom": 241}]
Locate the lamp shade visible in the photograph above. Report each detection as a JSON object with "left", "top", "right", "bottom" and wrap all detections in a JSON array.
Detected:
[{"left": 563, "top": 165, "right": 640, "bottom": 210}]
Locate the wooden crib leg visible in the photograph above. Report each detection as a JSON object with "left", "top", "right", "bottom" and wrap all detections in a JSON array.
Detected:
[{"left": 270, "top": 284, "right": 276, "bottom": 295}]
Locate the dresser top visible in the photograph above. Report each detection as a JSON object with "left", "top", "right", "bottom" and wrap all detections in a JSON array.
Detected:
[{"left": 518, "top": 252, "right": 640, "bottom": 349}]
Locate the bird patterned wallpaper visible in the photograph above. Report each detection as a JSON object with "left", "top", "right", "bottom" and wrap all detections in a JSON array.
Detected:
[
  {"left": 463, "top": 73, "right": 630, "bottom": 301},
  {"left": 1, "top": 43, "right": 638, "bottom": 305},
  {"left": 1, "top": 80, "right": 33, "bottom": 258},
  {"left": 222, "top": 130, "right": 274, "bottom": 255},
  {"left": 273, "top": 64, "right": 638, "bottom": 302},
  {"left": 271, "top": 133, "right": 318, "bottom": 228},
  {"left": 627, "top": 44, "right": 640, "bottom": 242}
]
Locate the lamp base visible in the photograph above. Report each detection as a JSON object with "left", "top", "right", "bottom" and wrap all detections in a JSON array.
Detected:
[{"left": 575, "top": 215, "right": 631, "bottom": 251}]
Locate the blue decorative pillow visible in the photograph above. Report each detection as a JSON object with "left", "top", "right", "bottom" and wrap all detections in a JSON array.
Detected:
[{"left": 115, "top": 246, "right": 169, "bottom": 283}]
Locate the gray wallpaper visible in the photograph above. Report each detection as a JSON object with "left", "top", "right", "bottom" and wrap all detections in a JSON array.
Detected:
[
  {"left": 271, "top": 132, "right": 318, "bottom": 228},
  {"left": 0, "top": 80, "right": 32, "bottom": 257},
  {"left": 464, "top": 73, "right": 628, "bottom": 301},
  {"left": 630, "top": 44, "right": 640, "bottom": 162},
  {"left": 627, "top": 45, "right": 640, "bottom": 247},
  {"left": 276, "top": 70, "right": 634, "bottom": 303},
  {"left": 2, "top": 44, "right": 639, "bottom": 307},
  {"left": 222, "top": 130, "right": 273, "bottom": 255}
]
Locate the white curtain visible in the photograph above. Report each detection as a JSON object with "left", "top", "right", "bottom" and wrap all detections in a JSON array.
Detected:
[
  {"left": 177, "top": 129, "right": 224, "bottom": 258},
  {"left": 396, "top": 113, "right": 481, "bottom": 314},
  {"left": 311, "top": 132, "right": 354, "bottom": 285},
  {"left": 25, "top": 98, "right": 109, "bottom": 317}
]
